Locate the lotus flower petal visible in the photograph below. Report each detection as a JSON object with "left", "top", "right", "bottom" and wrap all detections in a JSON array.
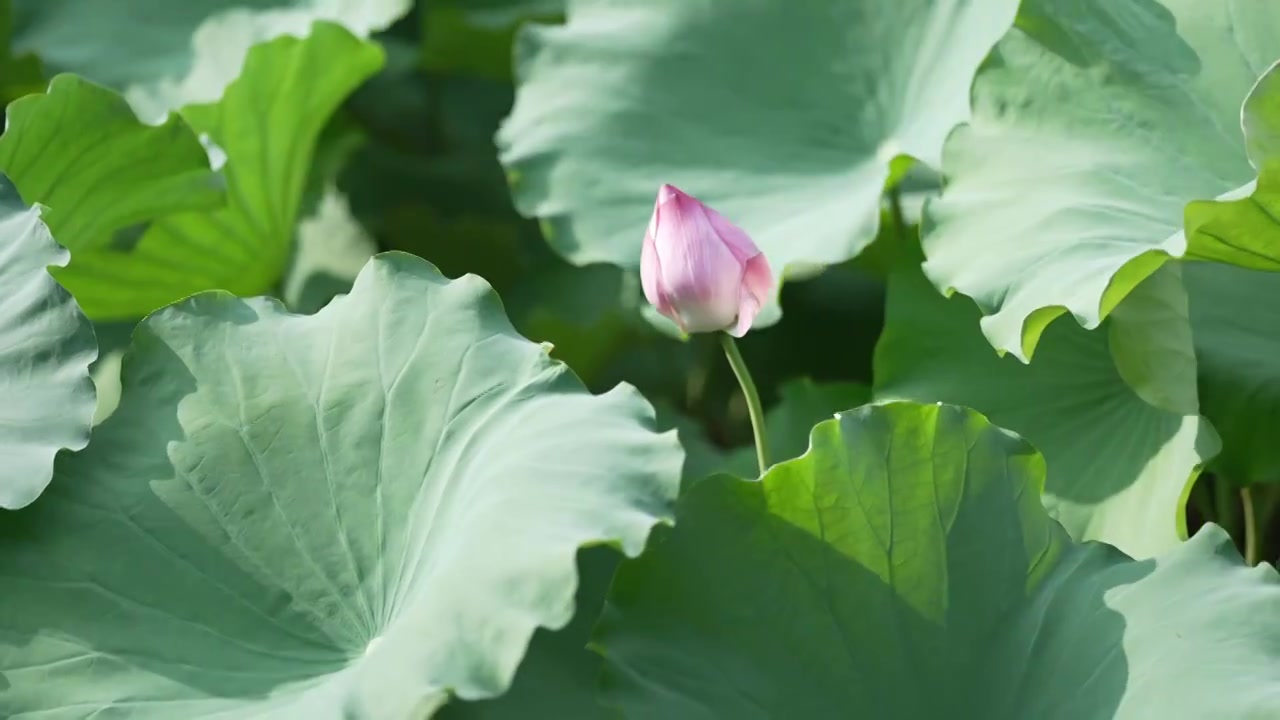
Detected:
[{"left": 640, "top": 184, "right": 773, "bottom": 336}]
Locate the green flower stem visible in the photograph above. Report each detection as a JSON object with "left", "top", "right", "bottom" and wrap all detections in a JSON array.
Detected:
[
  {"left": 1241, "top": 485, "right": 1258, "bottom": 566},
  {"left": 720, "top": 332, "right": 770, "bottom": 476}
]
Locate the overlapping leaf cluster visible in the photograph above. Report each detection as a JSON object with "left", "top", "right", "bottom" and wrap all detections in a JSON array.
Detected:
[{"left": 1, "top": 0, "right": 1279, "bottom": 717}]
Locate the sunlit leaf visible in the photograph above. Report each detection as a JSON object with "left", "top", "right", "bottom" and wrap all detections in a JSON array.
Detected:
[{"left": 595, "top": 402, "right": 1280, "bottom": 719}]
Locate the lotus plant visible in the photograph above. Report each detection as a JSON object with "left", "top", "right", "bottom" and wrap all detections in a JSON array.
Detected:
[{"left": 640, "top": 183, "right": 774, "bottom": 475}]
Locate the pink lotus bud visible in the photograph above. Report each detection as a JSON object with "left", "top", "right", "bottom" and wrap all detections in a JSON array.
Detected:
[{"left": 640, "top": 184, "right": 773, "bottom": 337}]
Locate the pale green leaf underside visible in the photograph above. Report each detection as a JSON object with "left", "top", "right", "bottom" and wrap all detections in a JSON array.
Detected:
[
  {"left": 596, "top": 402, "right": 1280, "bottom": 719},
  {"left": 497, "top": 0, "right": 1019, "bottom": 327},
  {"left": 874, "top": 266, "right": 1217, "bottom": 559},
  {"left": 0, "top": 189, "right": 96, "bottom": 509},
  {"left": 13, "top": 0, "right": 411, "bottom": 119},
  {"left": 0, "top": 252, "right": 681, "bottom": 718},
  {"left": 0, "top": 23, "right": 383, "bottom": 319},
  {"left": 922, "top": 0, "right": 1280, "bottom": 360}
]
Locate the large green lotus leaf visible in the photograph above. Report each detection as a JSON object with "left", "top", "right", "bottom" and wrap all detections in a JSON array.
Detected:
[
  {"left": 595, "top": 402, "right": 1280, "bottom": 719},
  {"left": 0, "top": 186, "right": 96, "bottom": 509},
  {"left": 874, "top": 266, "right": 1217, "bottom": 558},
  {"left": 0, "top": 74, "right": 225, "bottom": 254},
  {"left": 1185, "top": 261, "right": 1280, "bottom": 485},
  {"left": 922, "top": 0, "right": 1280, "bottom": 360},
  {"left": 496, "top": 0, "right": 1020, "bottom": 325},
  {"left": 1, "top": 23, "right": 383, "bottom": 319},
  {"left": 0, "top": 252, "right": 682, "bottom": 718},
  {"left": 13, "top": 0, "right": 410, "bottom": 119},
  {"left": 1185, "top": 60, "right": 1280, "bottom": 270}
]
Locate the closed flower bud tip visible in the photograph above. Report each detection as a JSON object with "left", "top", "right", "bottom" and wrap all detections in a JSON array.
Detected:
[{"left": 639, "top": 184, "right": 774, "bottom": 337}]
